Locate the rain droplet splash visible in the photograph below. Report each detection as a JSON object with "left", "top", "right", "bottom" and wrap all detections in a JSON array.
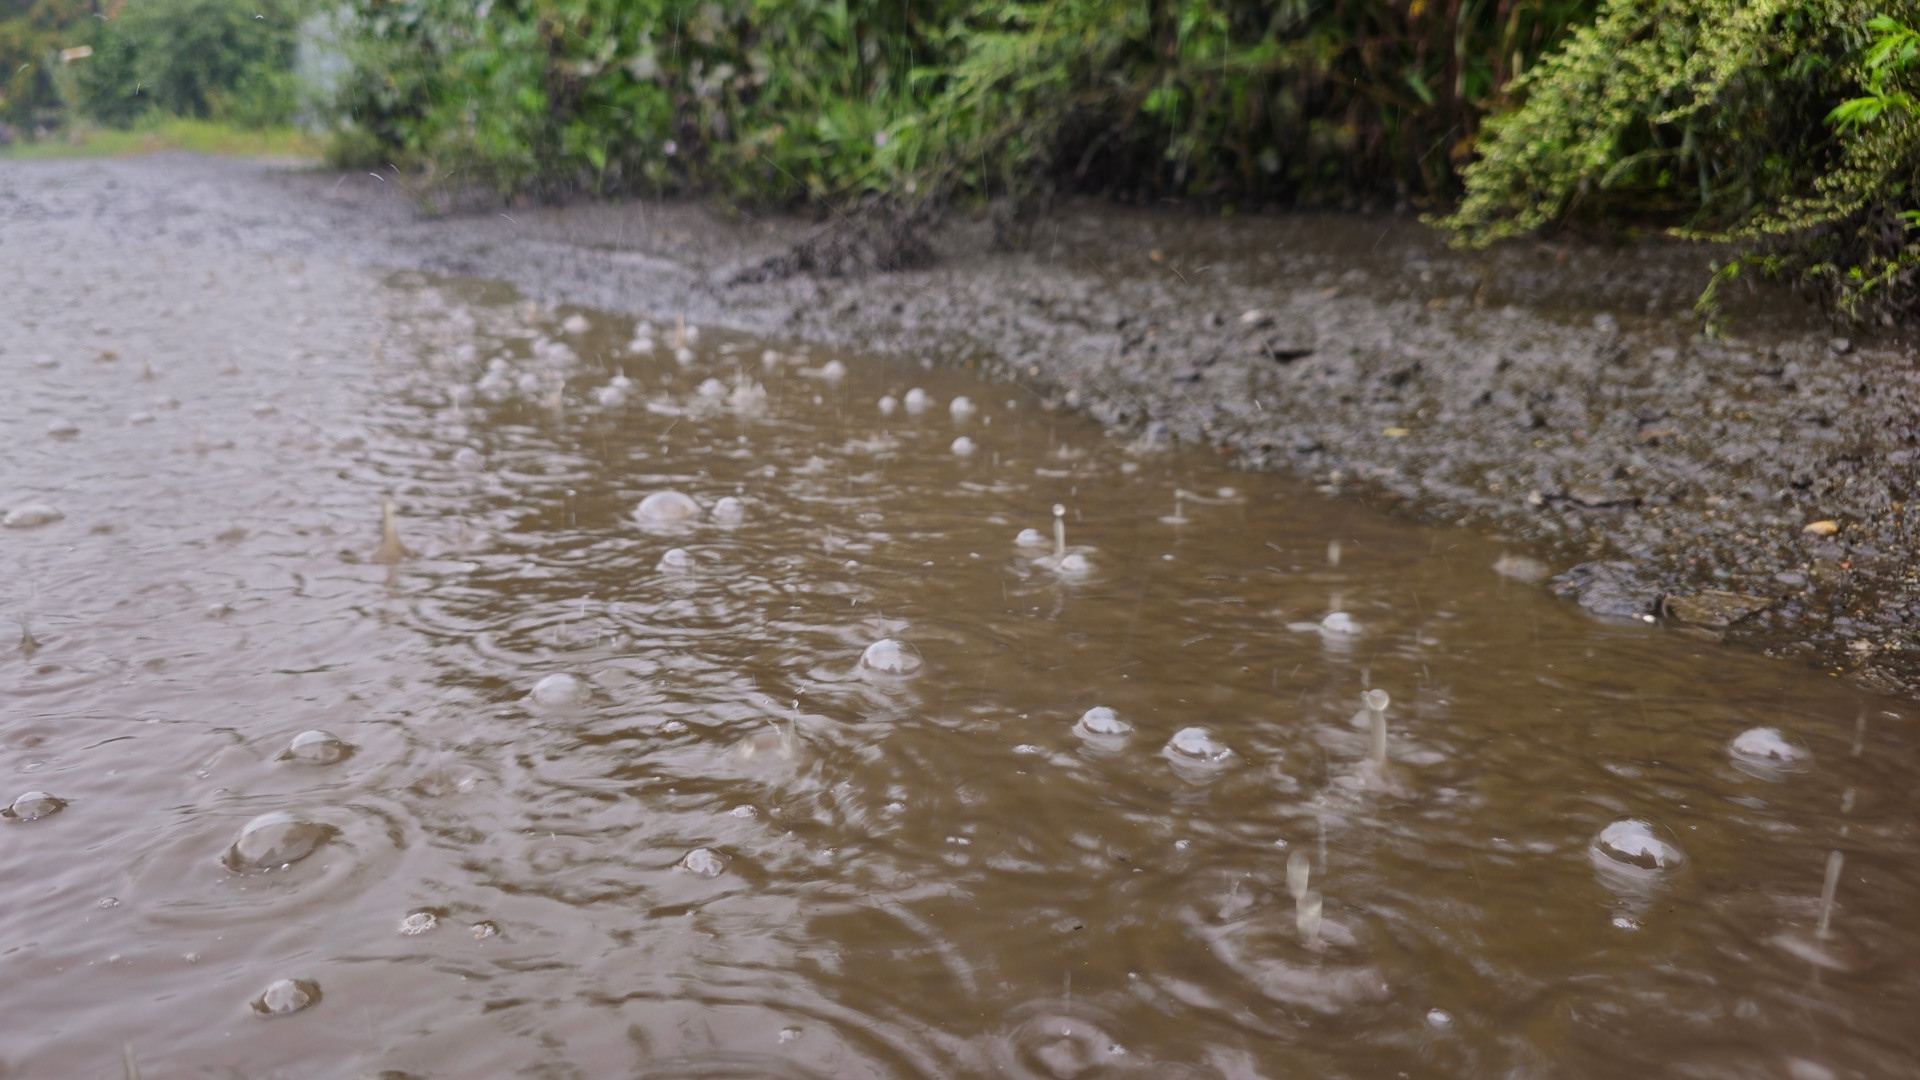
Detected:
[
  {"left": 680, "top": 848, "right": 730, "bottom": 877},
  {"left": 251, "top": 978, "right": 320, "bottom": 1017}
]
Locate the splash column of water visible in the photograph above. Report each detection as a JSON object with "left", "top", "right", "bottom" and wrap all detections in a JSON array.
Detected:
[
  {"left": 1364, "top": 689, "right": 1390, "bottom": 766},
  {"left": 1817, "top": 850, "right": 1844, "bottom": 939},
  {"left": 1052, "top": 504, "right": 1067, "bottom": 561}
]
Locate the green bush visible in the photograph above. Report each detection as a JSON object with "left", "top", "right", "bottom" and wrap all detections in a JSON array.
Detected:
[
  {"left": 331, "top": 0, "right": 1598, "bottom": 206},
  {"left": 1440, "top": 0, "right": 1920, "bottom": 322},
  {"left": 0, "top": 0, "right": 92, "bottom": 133},
  {"left": 75, "top": 0, "right": 302, "bottom": 128}
]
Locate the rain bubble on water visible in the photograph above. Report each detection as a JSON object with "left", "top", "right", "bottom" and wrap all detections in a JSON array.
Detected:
[
  {"left": 4, "top": 504, "right": 64, "bottom": 529},
  {"left": 46, "top": 418, "right": 79, "bottom": 439},
  {"left": 818, "top": 359, "right": 848, "bottom": 380},
  {"left": 596, "top": 383, "right": 629, "bottom": 407},
  {"left": 1589, "top": 819, "right": 1686, "bottom": 896},
  {"left": 529, "top": 672, "right": 590, "bottom": 707},
  {"left": 1014, "top": 528, "right": 1049, "bottom": 549},
  {"left": 951, "top": 436, "right": 977, "bottom": 456},
  {"left": 711, "top": 496, "right": 745, "bottom": 526},
  {"left": 280, "top": 729, "right": 351, "bottom": 765},
  {"left": 657, "top": 547, "right": 695, "bottom": 572},
  {"left": 1074, "top": 706, "right": 1132, "bottom": 740},
  {"left": 878, "top": 395, "right": 899, "bottom": 416},
  {"left": 1320, "top": 612, "right": 1360, "bottom": 635},
  {"left": 949, "top": 396, "right": 977, "bottom": 420},
  {"left": 903, "top": 388, "right": 932, "bottom": 413},
  {"left": 453, "top": 447, "right": 486, "bottom": 471},
  {"left": 698, "top": 377, "right": 727, "bottom": 398},
  {"left": 634, "top": 490, "right": 701, "bottom": 524},
  {"left": 1427, "top": 1008, "right": 1453, "bottom": 1028},
  {"left": 1165, "top": 727, "right": 1232, "bottom": 764},
  {"left": 4, "top": 790, "right": 66, "bottom": 822},
  {"left": 1729, "top": 727, "right": 1813, "bottom": 779},
  {"left": 224, "top": 811, "right": 334, "bottom": 872},
  {"left": 251, "top": 978, "right": 320, "bottom": 1017},
  {"left": 680, "top": 847, "right": 730, "bottom": 877},
  {"left": 860, "top": 638, "right": 924, "bottom": 676},
  {"left": 561, "top": 313, "right": 590, "bottom": 335}
]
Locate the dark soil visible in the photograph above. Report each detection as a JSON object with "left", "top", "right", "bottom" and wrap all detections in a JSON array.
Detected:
[{"left": 9, "top": 153, "right": 1918, "bottom": 696}]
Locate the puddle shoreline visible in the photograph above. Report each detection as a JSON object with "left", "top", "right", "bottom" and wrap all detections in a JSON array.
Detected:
[{"left": 275, "top": 160, "right": 1919, "bottom": 699}]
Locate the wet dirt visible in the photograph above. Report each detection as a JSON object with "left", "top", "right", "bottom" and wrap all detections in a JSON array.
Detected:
[{"left": 4, "top": 153, "right": 1920, "bottom": 1079}]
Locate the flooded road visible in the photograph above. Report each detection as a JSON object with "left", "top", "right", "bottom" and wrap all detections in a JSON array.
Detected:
[{"left": 5, "top": 245, "right": 1920, "bottom": 1078}]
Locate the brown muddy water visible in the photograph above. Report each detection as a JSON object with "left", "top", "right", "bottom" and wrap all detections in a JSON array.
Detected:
[{"left": 3, "top": 259, "right": 1918, "bottom": 1080}]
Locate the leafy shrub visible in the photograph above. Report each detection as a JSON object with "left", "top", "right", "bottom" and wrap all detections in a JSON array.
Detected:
[
  {"left": 331, "top": 0, "right": 1599, "bottom": 206},
  {"left": 0, "top": 0, "right": 93, "bottom": 132},
  {"left": 75, "top": 0, "right": 302, "bottom": 128},
  {"left": 1441, "top": 0, "right": 1920, "bottom": 322}
]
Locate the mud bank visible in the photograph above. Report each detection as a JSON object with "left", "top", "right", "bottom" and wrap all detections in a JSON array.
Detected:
[{"left": 9, "top": 153, "right": 1919, "bottom": 694}]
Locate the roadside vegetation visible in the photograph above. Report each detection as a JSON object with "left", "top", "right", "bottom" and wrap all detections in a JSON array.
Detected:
[
  {"left": 9, "top": 0, "right": 1920, "bottom": 320},
  {"left": 1, "top": 0, "right": 310, "bottom": 154}
]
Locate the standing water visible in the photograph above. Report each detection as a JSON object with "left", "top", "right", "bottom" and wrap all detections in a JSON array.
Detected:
[{"left": 3, "top": 261, "right": 1918, "bottom": 1078}]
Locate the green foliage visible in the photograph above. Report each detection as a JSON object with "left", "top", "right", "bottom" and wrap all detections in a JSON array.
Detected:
[
  {"left": 330, "top": 0, "right": 1600, "bottom": 206},
  {"left": 1441, "top": 0, "right": 1920, "bottom": 322},
  {"left": 0, "top": 0, "right": 91, "bottom": 132},
  {"left": 75, "top": 0, "right": 303, "bottom": 128}
]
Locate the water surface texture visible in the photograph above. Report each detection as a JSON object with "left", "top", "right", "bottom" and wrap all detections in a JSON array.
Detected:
[{"left": 4, "top": 263, "right": 1917, "bottom": 1079}]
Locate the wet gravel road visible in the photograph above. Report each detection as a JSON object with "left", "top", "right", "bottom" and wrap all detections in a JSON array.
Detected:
[{"left": 7, "top": 152, "right": 1918, "bottom": 696}]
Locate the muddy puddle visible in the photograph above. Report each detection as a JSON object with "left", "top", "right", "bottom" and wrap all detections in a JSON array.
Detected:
[{"left": 4, "top": 259, "right": 1918, "bottom": 1079}]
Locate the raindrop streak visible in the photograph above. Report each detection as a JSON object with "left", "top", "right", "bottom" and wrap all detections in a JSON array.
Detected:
[
  {"left": 1365, "top": 690, "right": 1390, "bottom": 766},
  {"left": 1287, "top": 850, "right": 1311, "bottom": 905},
  {"left": 1297, "top": 890, "right": 1324, "bottom": 948},
  {"left": 1817, "top": 850, "right": 1844, "bottom": 940},
  {"left": 372, "top": 496, "right": 410, "bottom": 565}
]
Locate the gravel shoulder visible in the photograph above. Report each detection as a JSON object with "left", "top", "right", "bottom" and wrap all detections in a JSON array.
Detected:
[{"left": 9, "top": 152, "right": 1917, "bottom": 695}]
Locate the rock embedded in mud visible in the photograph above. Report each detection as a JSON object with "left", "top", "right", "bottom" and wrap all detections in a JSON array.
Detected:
[
  {"left": 1550, "top": 561, "right": 1661, "bottom": 620},
  {"left": 1661, "top": 591, "right": 1774, "bottom": 628}
]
